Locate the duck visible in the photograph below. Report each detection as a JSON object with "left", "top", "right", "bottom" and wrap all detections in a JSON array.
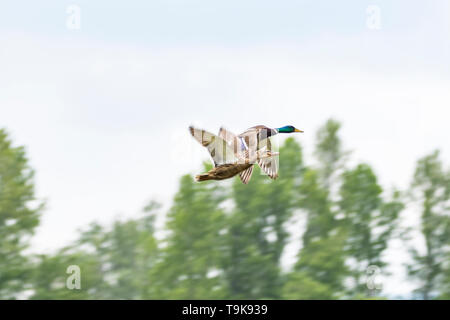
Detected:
[
  {"left": 194, "top": 149, "right": 278, "bottom": 183},
  {"left": 218, "top": 125, "right": 303, "bottom": 181},
  {"left": 189, "top": 126, "right": 278, "bottom": 183}
]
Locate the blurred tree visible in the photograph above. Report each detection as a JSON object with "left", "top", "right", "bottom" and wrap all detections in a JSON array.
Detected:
[
  {"left": 284, "top": 119, "right": 349, "bottom": 299},
  {"left": 105, "top": 202, "right": 159, "bottom": 299},
  {"left": 407, "top": 150, "right": 450, "bottom": 299},
  {"left": 314, "top": 119, "right": 348, "bottom": 189},
  {"left": 223, "top": 138, "right": 304, "bottom": 299},
  {"left": 285, "top": 169, "right": 348, "bottom": 299},
  {"left": 0, "top": 129, "right": 42, "bottom": 299},
  {"left": 150, "top": 173, "right": 227, "bottom": 299},
  {"left": 8, "top": 120, "right": 449, "bottom": 300},
  {"left": 82, "top": 209, "right": 159, "bottom": 299},
  {"left": 299, "top": 169, "right": 337, "bottom": 246},
  {"left": 339, "top": 164, "right": 403, "bottom": 297},
  {"left": 440, "top": 265, "right": 450, "bottom": 300},
  {"left": 30, "top": 250, "right": 103, "bottom": 299},
  {"left": 30, "top": 201, "right": 160, "bottom": 299}
]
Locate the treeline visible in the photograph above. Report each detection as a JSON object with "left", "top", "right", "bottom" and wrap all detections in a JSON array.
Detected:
[{"left": 0, "top": 120, "right": 449, "bottom": 300}]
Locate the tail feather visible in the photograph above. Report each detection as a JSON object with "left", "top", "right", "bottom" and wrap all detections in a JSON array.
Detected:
[{"left": 195, "top": 173, "right": 211, "bottom": 182}]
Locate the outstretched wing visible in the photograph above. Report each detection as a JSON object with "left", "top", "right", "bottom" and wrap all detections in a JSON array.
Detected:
[
  {"left": 239, "top": 126, "right": 279, "bottom": 179},
  {"left": 218, "top": 127, "right": 255, "bottom": 184},
  {"left": 258, "top": 156, "right": 278, "bottom": 180},
  {"left": 255, "top": 137, "right": 278, "bottom": 179},
  {"left": 218, "top": 127, "right": 246, "bottom": 156},
  {"left": 238, "top": 127, "right": 259, "bottom": 158},
  {"left": 239, "top": 166, "right": 253, "bottom": 184},
  {"left": 189, "top": 126, "right": 237, "bottom": 166}
]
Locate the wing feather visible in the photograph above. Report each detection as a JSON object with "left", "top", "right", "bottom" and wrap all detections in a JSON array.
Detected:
[
  {"left": 239, "top": 166, "right": 253, "bottom": 184},
  {"left": 258, "top": 156, "right": 278, "bottom": 180},
  {"left": 189, "top": 126, "right": 237, "bottom": 166},
  {"left": 239, "top": 127, "right": 278, "bottom": 179},
  {"left": 218, "top": 127, "right": 247, "bottom": 157}
]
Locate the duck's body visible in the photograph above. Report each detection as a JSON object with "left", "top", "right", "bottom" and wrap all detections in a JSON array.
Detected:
[
  {"left": 195, "top": 163, "right": 253, "bottom": 182},
  {"left": 238, "top": 125, "right": 278, "bottom": 143},
  {"left": 195, "top": 147, "right": 276, "bottom": 183},
  {"left": 218, "top": 125, "right": 303, "bottom": 181},
  {"left": 189, "top": 126, "right": 278, "bottom": 184},
  {"left": 189, "top": 124, "right": 301, "bottom": 184},
  {"left": 237, "top": 125, "right": 301, "bottom": 151}
]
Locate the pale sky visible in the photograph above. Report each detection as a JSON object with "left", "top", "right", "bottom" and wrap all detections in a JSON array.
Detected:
[{"left": 1, "top": 0, "right": 449, "bottom": 298}]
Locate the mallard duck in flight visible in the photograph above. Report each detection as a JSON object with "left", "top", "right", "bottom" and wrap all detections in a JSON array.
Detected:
[
  {"left": 218, "top": 125, "right": 303, "bottom": 181},
  {"left": 189, "top": 126, "right": 279, "bottom": 183}
]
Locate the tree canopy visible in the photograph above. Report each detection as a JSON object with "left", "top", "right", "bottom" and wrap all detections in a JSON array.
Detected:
[{"left": 0, "top": 121, "right": 449, "bottom": 299}]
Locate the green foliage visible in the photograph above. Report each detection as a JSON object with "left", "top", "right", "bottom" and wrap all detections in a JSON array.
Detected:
[
  {"left": 284, "top": 119, "right": 349, "bottom": 299},
  {"left": 289, "top": 231, "right": 349, "bottom": 299},
  {"left": 314, "top": 119, "right": 347, "bottom": 187},
  {"left": 407, "top": 150, "right": 450, "bottom": 299},
  {"left": 30, "top": 202, "right": 160, "bottom": 299},
  {"left": 30, "top": 251, "right": 103, "bottom": 299},
  {"left": 223, "top": 138, "right": 304, "bottom": 299},
  {"left": 150, "top": 175, "right": 227, "bottom": 299},
  {"left": 283, "top": 271, "right": 333, "bottom": 300},
  {"left": 0, "top": 129, "right": 43, "bottom": 299},
  {"left": 339, "top": 164, "right": 403, "bottom": 297},
  {"left": 1, "top": 120, "right": 449, "bottom": 300},
  {"left": 299, "top": 169, "right": 335, "bottom": 246}
]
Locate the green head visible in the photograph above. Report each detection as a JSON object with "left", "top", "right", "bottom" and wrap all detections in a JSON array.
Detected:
[{"left": 276, "top": 125, "right": 303, "bottom": 133}]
